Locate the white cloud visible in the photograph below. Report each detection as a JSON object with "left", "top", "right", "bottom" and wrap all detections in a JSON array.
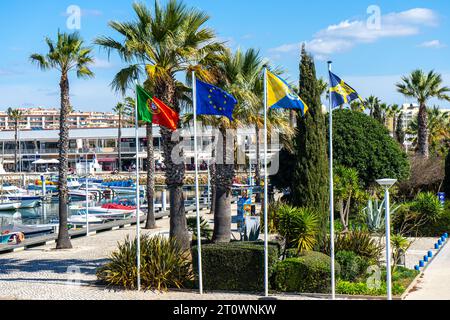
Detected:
[
  {"left": 269, "top": 8, "right": 439, "bottom": 59},
  {"left": 418, "top": 40, "right": 446, "bottom": 49},
  {"left": 92, "top": 58, "right": 114, "bottom": 69}
]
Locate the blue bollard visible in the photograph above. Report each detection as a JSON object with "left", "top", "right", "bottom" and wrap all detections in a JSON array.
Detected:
[
  {"left": 441, "top": 236, "right": 446, "bottom": 242},
  {"left": 415, "top": 265, "right": 420, "bottom": 271},
  {"left": 424, "top": 255, "right": 429, "bottom": 262},
  {"left": 438, "top": 239, "right": 442, "bottom": 246},
  {"left": 419, "top": 260, "right": 425, "bottom": 268},
  {"left": 428, "top": 251, "right": 433, "bottom": 258},
  {"left": 435, "top": 243, "right": 440, "bottom": 250},
  {"left": 445, "top": 233, "right": 448, "bottom": 239}
]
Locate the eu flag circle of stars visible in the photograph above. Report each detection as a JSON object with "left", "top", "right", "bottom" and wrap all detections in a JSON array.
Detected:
[{"left": 208, "top": 87, "right": 229, "bottom": 112}]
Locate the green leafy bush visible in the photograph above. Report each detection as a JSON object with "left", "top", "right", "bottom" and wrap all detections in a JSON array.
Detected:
[
  {"left": 336, "top": 250, "right": 371, "bottom": 282},
  {"left": 410, "top": 192, "right": 443, "bottom": 223},
  {"left": 271, "top": 251, "right": 341, "bottom": 293},
  {"left": 191, "top": 241, "right": 280, "bottom": 292},
  {"left": 336, "top": 280, "right": 405, "bottom": 296},
  {"left": 97, "top": 235, "right": 193, "bottom": 291},
  {"left": 277, "top": 204, "right": 319, "bottom": 253},
  {"left": 187, "top": 216, "right": 212, "bottom": 241},
  {"left": 322, "top": 231, "right": 382, "bottom": 261},
  {"left": 337, "top": 266, "right": 419, "bottom": 296}
]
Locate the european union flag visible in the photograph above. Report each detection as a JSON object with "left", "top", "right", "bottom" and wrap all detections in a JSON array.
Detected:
[
  {"left": 196, "top": 79, "right": 237, "bottom": 121},
  {"left": 329, "top": 71, "right": 363, "bottom": 109}
]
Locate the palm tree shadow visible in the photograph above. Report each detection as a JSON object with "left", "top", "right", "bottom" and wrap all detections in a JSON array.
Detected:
[{"left": 0, "top": 258, "right": 108, "bottom": 276}]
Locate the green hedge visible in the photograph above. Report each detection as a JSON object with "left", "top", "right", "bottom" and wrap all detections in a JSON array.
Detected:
[
  {"left": 271, "top": 251, "right": 341, "bottom": 293},
  {"left": 191, "top": 241, "right": 280, "bottom": 292}
]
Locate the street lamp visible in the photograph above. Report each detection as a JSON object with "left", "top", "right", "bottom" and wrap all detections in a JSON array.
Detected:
[{"left": 376, "top": 178, "right": 397, "bottom": 301}]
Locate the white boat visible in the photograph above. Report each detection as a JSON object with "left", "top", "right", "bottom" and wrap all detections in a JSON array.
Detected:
[
  {"left": 0, "top": 199, "right": 21, "bottom": 211},
  {"left": 68, "top": 214, "right": 104, "bottom": 225},
  {"left": 0, "top": 186, "right": 42, "bottom": 209},
  {"left": 69, "top": 190, "right": 96, "bottom": 200}
]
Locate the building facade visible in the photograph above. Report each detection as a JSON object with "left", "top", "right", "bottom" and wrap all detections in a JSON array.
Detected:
[
  {"left": 0, "top": 126, "right": 280, "bottom": 173},
  {"left": 0, "top": 108, "right": 122, "bottom": 130}
]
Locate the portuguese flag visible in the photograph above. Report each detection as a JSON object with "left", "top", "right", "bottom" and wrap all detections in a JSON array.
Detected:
[{"left": 136, "top": 85, "right": 179, "bottom": 131}]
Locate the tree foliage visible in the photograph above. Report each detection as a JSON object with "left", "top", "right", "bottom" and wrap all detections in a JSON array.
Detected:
[
  {"left": 330, "top": 109, "right": 409, "bottom": 187},
  {"left": 291, "top": 45, "right": 329, "bottom": 233}
]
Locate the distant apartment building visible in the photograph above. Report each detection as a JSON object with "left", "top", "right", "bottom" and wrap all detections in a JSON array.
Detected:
[
  {"left": 0, "top": 107, "right": 123, "bottom": 130},
  {"left": 0, "top": 126, "right": 279, "bottom": 173}
]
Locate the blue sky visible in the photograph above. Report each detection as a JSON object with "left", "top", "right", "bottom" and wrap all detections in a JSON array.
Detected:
[{"left": 0, "top": 0, "right": 449, "bottom": 111}]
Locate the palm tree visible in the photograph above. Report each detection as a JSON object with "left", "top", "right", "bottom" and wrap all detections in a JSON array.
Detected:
[
  {"left": 364, "top": 95, "right": 380, "bottom": 118},
  {"left": 7, "top": 108, "right": 23, "bottom": 173},
  {"left": 396, "top": 70, "right": 450, "bottom": 158},
  {"left": 30, "top": 31, "right": 94, "bottom": 249},
  {"left": 195, "top": 48, "right": 294, "bottom": 242},
  {"left": 407, "top": 107, "right": 450, "bottom": 156},
  {"left": 95, "top": 0, "right": 223, "bottom": 248},
  {"left": 113, "top": 102, "right": 127, "bottom": 171},
  {"left": 388, "top": 104, "right": 401, "bottom": 134}
]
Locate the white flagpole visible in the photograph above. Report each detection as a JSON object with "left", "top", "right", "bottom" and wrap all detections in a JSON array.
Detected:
[
  {"left": 327, "top": 61, "right": 336, "bottom": 300},
  {"left": 134, "top": 81, "right": 141, "bottom": 291},
  {"left": 192, "top": 71, "right": 204, "bottom": 295},
  {"left": 263, "top": 68, "right": 269, "bottom": 297}
]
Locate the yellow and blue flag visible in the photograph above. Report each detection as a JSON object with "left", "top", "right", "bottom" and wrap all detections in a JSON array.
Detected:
[
  {"left": 266, "top": 70, "right": 308, "bottom": 115},
  {"left": 196, "top": 79, "right": 237, "bottom": 121},
  {"left": 329, "top": 71, "right": 363, "bottom": 109}
]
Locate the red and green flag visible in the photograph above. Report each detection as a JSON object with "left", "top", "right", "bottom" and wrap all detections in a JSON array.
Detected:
[{"left": 136, "top": 85, "right": 179, "bottom": 131}]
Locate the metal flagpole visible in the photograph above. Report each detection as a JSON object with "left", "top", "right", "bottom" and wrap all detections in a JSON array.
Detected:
[
  {"left": 327, "top": 61, "right": 336, "bottom": 300},
  {"left": 134, "top": 81, "right": 141, "bottom": 291},
  {"left": 85, "top": 153, "right": 89, "bottom": 236},
  {"left": 263, "top": 68, "right": 269, "bottom": 297},
  {"left": 192, "top": 71, "right": 204, "bottom": 294}
]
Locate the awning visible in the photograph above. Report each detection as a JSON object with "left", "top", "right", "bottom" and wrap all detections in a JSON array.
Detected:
[
  {"left": 32, "top": 159, "right": 59, "bottom": 165},
  {"left": 98, "top": 158, "right": 117, "bottom": 163}
]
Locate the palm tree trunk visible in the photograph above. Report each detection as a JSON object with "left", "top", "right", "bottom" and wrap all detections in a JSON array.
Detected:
[
  {"left": 212, "top": 127, "right": 234, "bottom": 243},
  {"left": 156, "top": 79, "right": 189, "bottom": 249},
  {"left": 209, "top": 147, "right": 216, "bottom": 215},
  {"left": 145, "top": 122, "right": 156, "bottom": 229},
  {"left": 14, "top": 123, "right": 18, "bottom": 173},
  {"left": 56, "top": 73, "right": 72, "bottom": 249},
  {"left": 255, "top": 124, "right": 261, "bottom": 203},
  {"left": 417, "top": 103, "right": 429, "bottom": 158},
  {"left": 117, "top": 113, "right": 122, "bottom": 171}
]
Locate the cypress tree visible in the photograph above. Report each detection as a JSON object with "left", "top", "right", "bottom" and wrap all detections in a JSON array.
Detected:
[
  {"left": 292, "top": 44, "right": 329, "bottom": 233},
  {"left": 395, "top": 112, "right": 405, "bottom": 145}
]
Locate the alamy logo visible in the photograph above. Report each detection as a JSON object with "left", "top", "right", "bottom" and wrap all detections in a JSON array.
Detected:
[{"left": 66, "top": 5, "right": 81, "bottom": 30}]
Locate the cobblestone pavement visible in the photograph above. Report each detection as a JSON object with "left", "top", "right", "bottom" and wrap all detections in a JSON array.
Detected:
[{"left": 0, "top": 214, "right": 316, "bottom": 301}]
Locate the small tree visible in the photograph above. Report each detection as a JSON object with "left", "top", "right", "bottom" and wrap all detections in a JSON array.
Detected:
[
  {"left": 330, "top": 110, "right": 409, "bottom": 187},
  {"left": 395, "top": 112, "right": 405, "bottom": 146},
  {"left": 292, "top": 45, "right": 329, "bottom": 236}
]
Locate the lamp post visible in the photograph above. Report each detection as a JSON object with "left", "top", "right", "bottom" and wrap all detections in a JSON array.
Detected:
[{"left": 376, "top": 178, "right": 397, "bottom": 301}]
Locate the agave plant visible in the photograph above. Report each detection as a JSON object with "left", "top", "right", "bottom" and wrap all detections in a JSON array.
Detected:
[{"left": 364, "top": 198, "right": 401, "bottom": 233}]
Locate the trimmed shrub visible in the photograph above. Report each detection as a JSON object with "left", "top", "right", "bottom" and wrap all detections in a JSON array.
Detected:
[
  {"left": 191, "top": 241, "right": 280, "bottom": 292},
  {"left": 97, "top": 235, "right": 193, "bottom": 291},
  {"left": 271, "top": 251, "right": 341, "bottom": 293}
]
